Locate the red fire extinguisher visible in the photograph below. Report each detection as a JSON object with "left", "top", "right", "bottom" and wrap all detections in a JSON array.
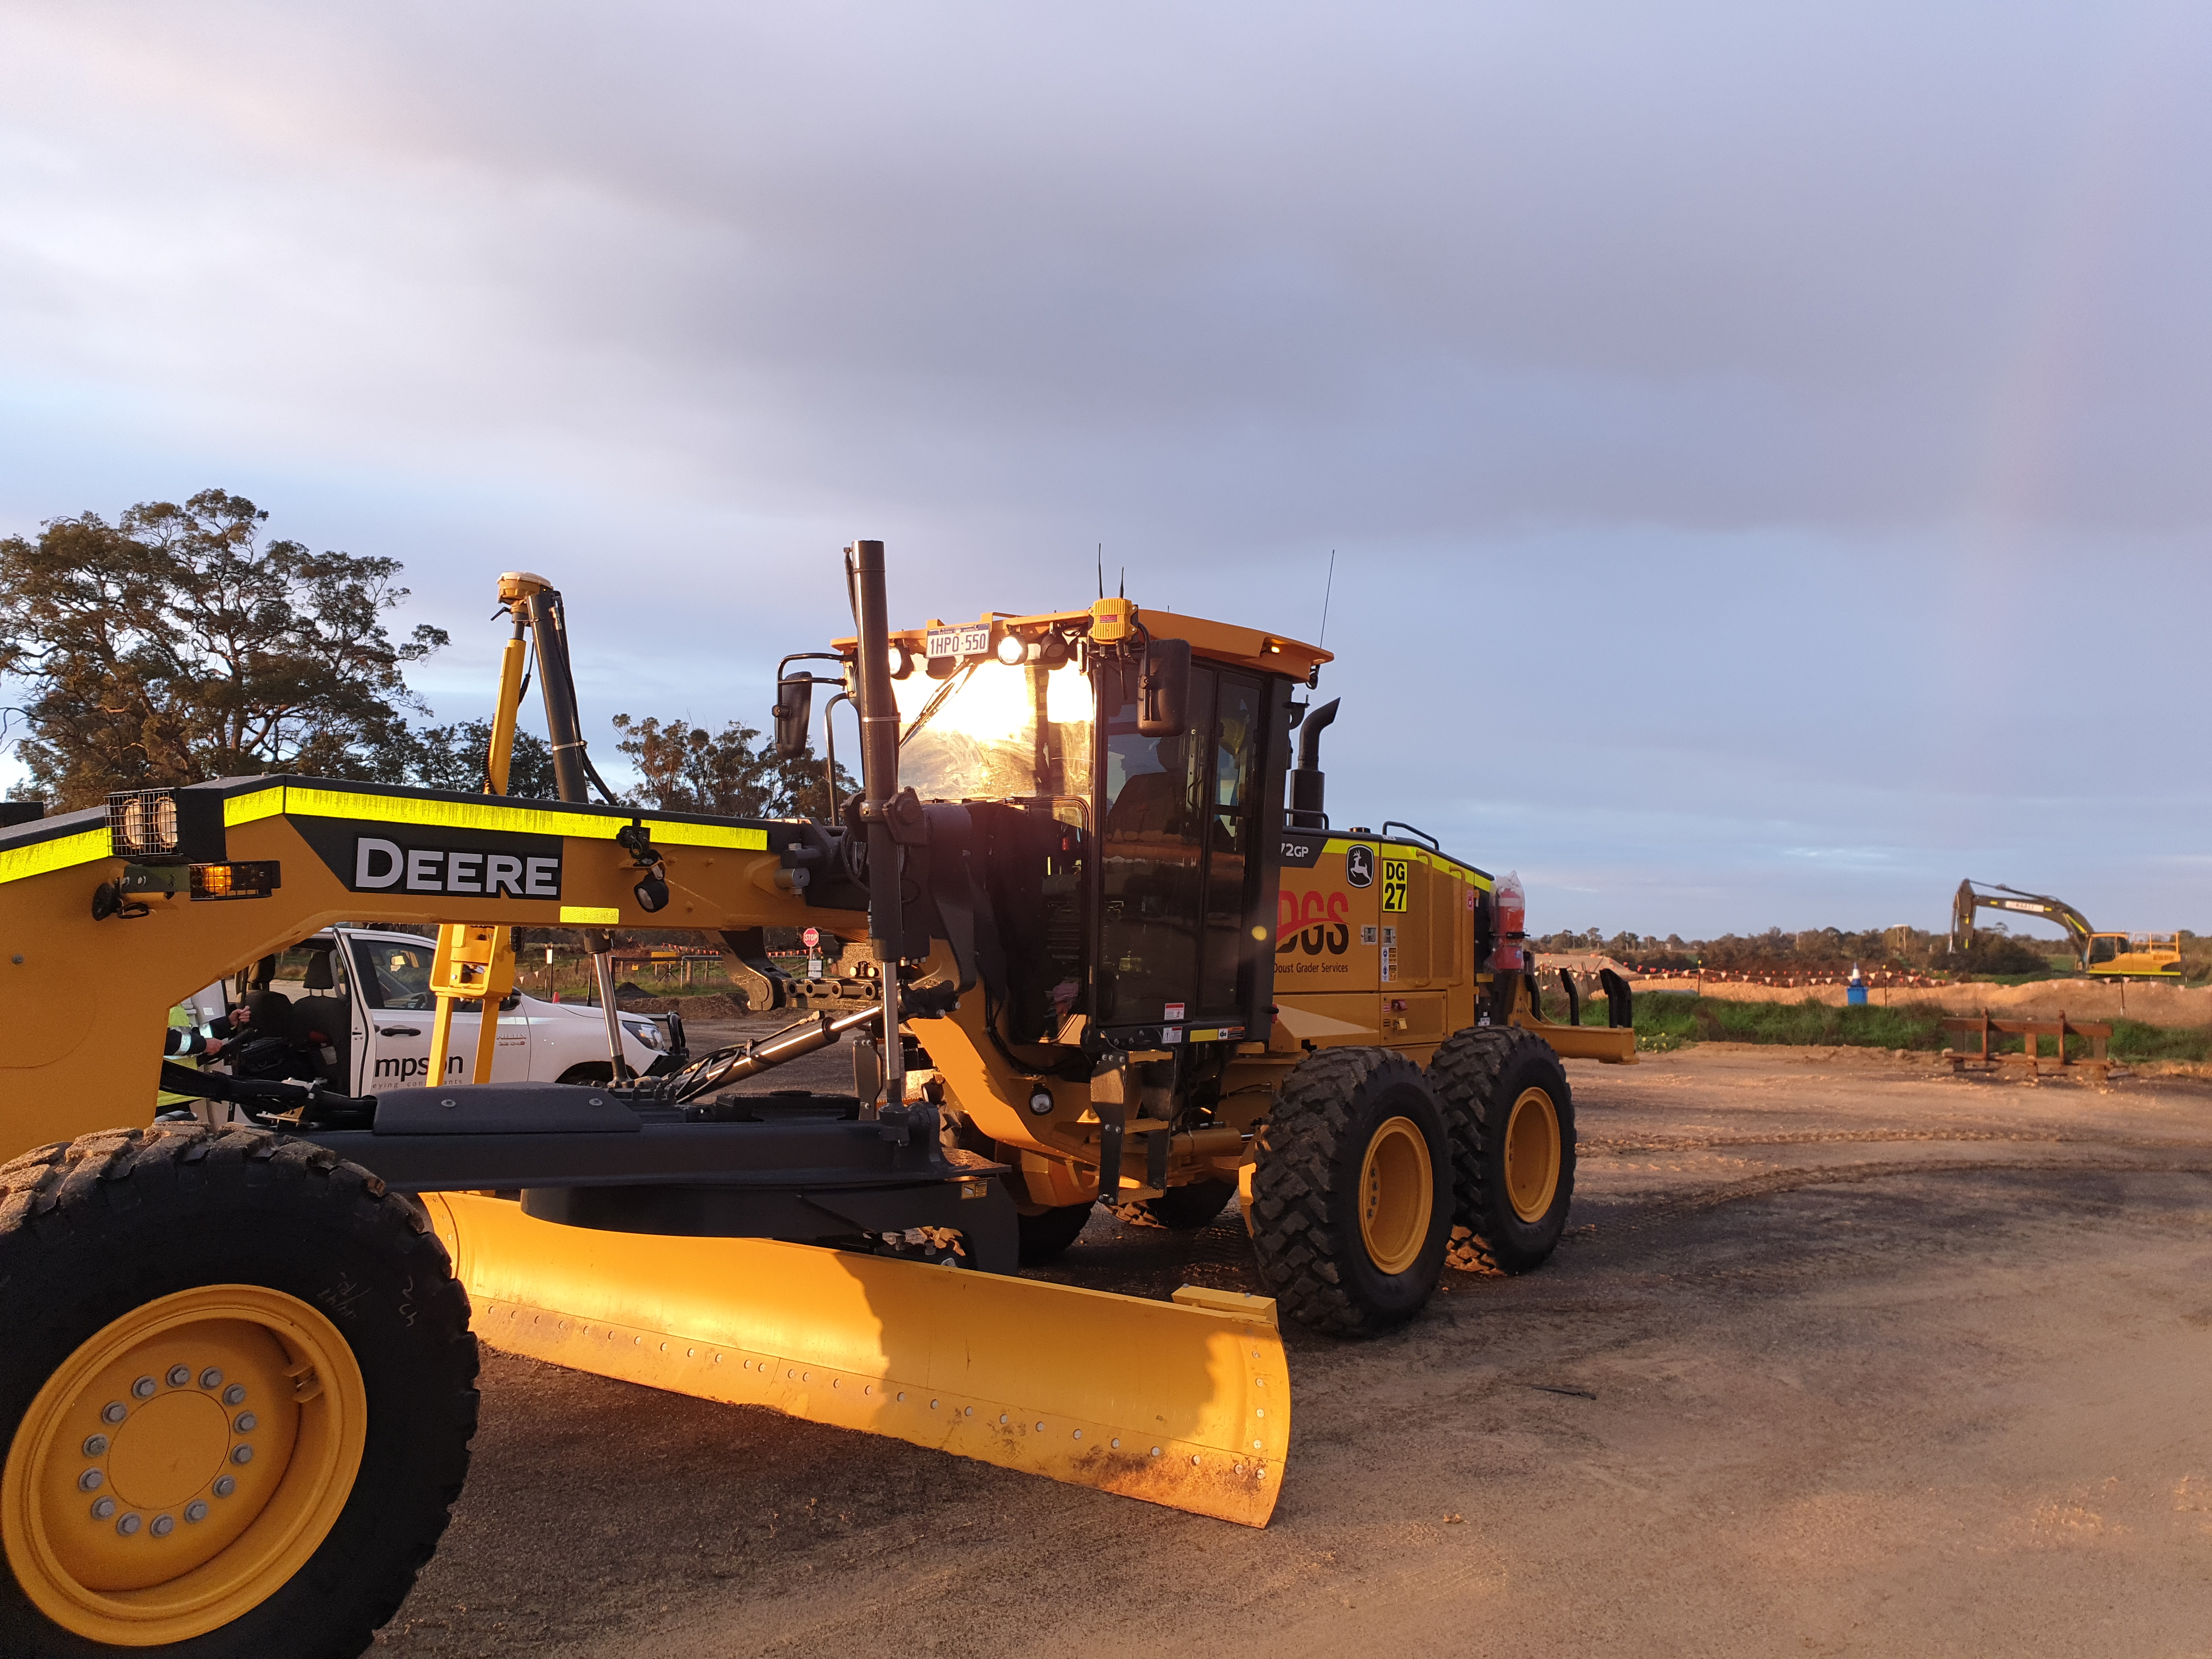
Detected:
[{"left": 1490, "top": 870, "right": 1526, "bottom": 972}]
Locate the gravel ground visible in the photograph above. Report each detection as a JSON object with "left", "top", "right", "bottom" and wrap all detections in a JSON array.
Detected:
[{"left": 373, "top": 1040, "right": 2212, "bottom": 1658}]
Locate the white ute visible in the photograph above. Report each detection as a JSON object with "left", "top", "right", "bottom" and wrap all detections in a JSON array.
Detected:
[{"left": 193, "top": 927, "right": 674, "bottom": 1093}]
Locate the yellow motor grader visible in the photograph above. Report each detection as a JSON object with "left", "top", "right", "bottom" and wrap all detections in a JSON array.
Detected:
[{"left": 0, "top": 544, "right": 1630, "bottom": 1656}]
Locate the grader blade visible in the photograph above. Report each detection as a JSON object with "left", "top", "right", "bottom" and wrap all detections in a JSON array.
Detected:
[{"left": 426, "top": 1194, "right": 1289, "bottom": 1525}]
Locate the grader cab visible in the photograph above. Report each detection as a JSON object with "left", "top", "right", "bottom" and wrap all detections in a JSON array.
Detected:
[{"left": 0, "top": 543, "right": 1629, "bottom": 1656}]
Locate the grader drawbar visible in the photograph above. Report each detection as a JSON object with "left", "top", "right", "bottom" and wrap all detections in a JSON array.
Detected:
[{"left": 0, "top": 543, "right": 1626, "bottom": 1655}]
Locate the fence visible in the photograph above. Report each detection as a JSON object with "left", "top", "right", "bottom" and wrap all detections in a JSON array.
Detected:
[{"left": 1628, "top": 968, "right": 1950, "bottom": 990}]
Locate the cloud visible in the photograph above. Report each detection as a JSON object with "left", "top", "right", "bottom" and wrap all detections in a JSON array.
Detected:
[{"left": 1, "top": 0, "right": 2207, "bottom": 931}]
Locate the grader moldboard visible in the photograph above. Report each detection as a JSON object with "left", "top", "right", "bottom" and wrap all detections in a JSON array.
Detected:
[{"left": 0, "top": 544, "right": 1632, "bottom": 1656}]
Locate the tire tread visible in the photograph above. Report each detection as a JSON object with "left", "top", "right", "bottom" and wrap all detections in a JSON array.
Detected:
[
  {"left": 1250, "top": 1047, "right": 1444, "bottom": 1337},
  {"left": 1429, "top": 1026, "right": 1576, "bottom": 1273}
]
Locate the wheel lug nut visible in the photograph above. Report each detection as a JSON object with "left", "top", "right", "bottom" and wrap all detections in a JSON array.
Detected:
[
  {"left": 77, "top": 1469, "right": 103, "bottom": 1492},
  {"left": 116, "top": 1513, "right": 141, "bottom": 1536},
  {"left": 199, "top": 1367, "right": 224, "bottom": 1389},
  {"left": 212, "top": 1476, "right": 236, "bottom": 1497},
  {"left": 233, "top": 1412, "right": 257, "bottom": 1433},
  {"left": 230, "top": 1445, "right": 253, "bottom": 1465},
  {"left": 89, "top": 1497, "right": 117, "bottom": 1520},
  {"left": 131, "top": 1376, "right": 156, "bottom": 1400},
  {"left": 150, "top": 1515, "right": 175, "bottom": 1537},
  {"left": 184, "top": 1500, "right": 209, "bottom": 1523},
  {"left": 102, "top": 1401, "right": 127, "bottom": 1424},
  {"left": 81, "top": 1434, "right": 108, "bottom": 1458},
  {"left": 165, "top": 1364, "right": 191, "bottom": 1387},
  {"left": 222, "top": 1385, "right": 246, "bottom": 1407}
]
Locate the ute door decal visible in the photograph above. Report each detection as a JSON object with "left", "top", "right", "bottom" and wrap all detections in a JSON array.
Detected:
[{"left": 348, "top": 933, "right": 531, "bottom": 1087}]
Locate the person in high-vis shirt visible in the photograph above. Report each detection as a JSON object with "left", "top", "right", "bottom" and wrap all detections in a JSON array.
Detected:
[{"left": 157, "top": 1003, "right": 228, "bottom": 1114}]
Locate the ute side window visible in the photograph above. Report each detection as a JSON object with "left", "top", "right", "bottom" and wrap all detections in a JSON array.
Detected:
[{"left": 352, "top": 938, "right": 437, "bottom": 1010}]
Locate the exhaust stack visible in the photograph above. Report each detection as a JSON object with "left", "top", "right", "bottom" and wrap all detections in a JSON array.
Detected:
[
  {"left": 1286, "top": 698, "right": 1340, "bottom": 830},
  {"left": 847, "top": 539, "right": 905, "bottom": 1115}
]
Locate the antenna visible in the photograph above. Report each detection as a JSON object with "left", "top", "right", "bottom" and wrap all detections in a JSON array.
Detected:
[
  {"left": 1118, "top": 566, "right": 1125, "bottom": 599},
  {"left": 1097, "top": 544, "right": 1104, "bottom": 600},
  {"left": 1318, "top": 550, "right": 1336, "bottom": 647}
]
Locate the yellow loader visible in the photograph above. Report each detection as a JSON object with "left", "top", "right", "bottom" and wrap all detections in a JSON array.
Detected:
[{"left": 0, "top": 545, "right": 1628, "bottom": 1655}]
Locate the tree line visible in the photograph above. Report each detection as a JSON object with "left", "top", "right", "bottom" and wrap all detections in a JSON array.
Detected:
[
  {"left": 1531, "top": 923, "right": 2114, "bottom": 977},
  {"left": 0, "top": 490, "right": 846, "bottom": 817}
]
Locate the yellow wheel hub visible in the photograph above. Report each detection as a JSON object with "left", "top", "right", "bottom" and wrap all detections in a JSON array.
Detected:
[
  {"left": 2, "top": 1284, "right": 367, "bottom": 1647},
  {"left": 1357, "top": 1115, "right": 1434, "bottom": 1276},
  {"left": 1503, "top": 1087, "right": 1562, "bottom": 1223}
]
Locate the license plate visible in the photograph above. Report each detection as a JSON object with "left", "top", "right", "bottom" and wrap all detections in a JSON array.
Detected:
[{"left": 926, "top": 624, "right": 992, "bottom": 660}]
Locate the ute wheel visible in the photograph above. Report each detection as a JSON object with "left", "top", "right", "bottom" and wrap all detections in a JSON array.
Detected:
[
  {"left": 0, "top": 1127, "right": 478, "bottom": 1658},
  {"left": 1113, "top": 1180, "right": 1235, "bottom": 1231},
  {"left": 1014, "top": 1202, "right": 1094, "bottom": 1265},
  {"left": 1429, "top": 1027, "right": 1577, "bottom": 1273},
  {"left": 1250, "top": 1048, "right": 1453, "bottom": 1336}
]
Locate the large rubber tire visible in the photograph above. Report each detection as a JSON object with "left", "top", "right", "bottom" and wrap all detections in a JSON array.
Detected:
[
  {"left": 0, "top": 1127, "right": 478, "bottom": 1658},
  {"left": 1014, "top": 1201, "right": 1094, "bottom": 1265},
  {"left": 1113, "top": 1180, "right": 1235, "bottom": 1231},
  {"left": 1429, "top": 1027, "right": 1577, "bottom": 1273},
  {"left": 1249, "top": 1048, "right": 1453, "bottom": 1336}
]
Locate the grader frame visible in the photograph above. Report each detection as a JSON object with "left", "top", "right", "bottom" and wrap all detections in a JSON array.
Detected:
[{"left": 0, "top": 540, "right": 1628, "bottom": 1656}]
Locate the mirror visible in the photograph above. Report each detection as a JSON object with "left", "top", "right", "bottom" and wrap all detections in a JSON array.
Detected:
[
  {"left": 1136, "top": 638, "right": 1190, "bottom": 737},
  {"left": 772, "top": 676, "right": 814, "bottom": 760}
]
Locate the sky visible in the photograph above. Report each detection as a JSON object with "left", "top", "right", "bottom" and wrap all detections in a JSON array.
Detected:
[{"left": 2, "top": 0, "right": 2206, "bottom": 940}]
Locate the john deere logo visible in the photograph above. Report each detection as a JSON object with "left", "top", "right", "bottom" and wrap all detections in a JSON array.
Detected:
[
  {"left": 351, "top": 837, "right": 560, "bottom": 898},
  {"left": 1346, "top": 845, "right": 1375, "bottom": 888},
  {"left": 292, "top": 815, "right": 566, "bottom": 900}
]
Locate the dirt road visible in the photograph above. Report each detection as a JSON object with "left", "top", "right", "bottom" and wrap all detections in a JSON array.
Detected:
[{"left": 375, "top": 1045, "right": 2212, "bottom": 1657}]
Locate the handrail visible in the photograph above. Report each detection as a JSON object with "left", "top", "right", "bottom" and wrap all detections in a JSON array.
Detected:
[{"left": 1380, "top": 820, "right": 1440, "bottom": 851}]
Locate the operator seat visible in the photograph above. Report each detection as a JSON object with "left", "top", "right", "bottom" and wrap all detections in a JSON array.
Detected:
[
  {"left": 1104, "top": 736, "right": 1189, "bottom": 842},
  {"left": 291, "top": 946, "right": 354, "bottom": 1092},
  {"left": 227, "top": 989, "right": 323, "bottom": 1086}
]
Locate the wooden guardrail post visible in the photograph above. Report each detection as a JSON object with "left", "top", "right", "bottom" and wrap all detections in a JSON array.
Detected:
[{"left": 1942, "top": 1011, "right": 2114, "bottom": 1084}]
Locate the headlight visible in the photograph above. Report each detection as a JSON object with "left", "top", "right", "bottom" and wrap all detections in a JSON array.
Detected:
[{"left": 620, "top": 1019, "right": 667, "bottom": 1052}]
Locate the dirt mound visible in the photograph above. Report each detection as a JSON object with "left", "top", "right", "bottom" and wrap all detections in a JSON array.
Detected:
[{"left": 1635, "top": 975, "right": 2211, "bottom": 1028}]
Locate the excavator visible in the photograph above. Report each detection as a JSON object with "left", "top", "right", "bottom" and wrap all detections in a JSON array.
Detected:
[
  {"left": 1951, "top": 880, "right": 2181, "bottom": 979},
  {"left": 0, "top": 545, "right": 1630, "bottom": 1656}
]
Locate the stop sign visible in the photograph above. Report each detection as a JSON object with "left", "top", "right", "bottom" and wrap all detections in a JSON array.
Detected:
[{"left": 802, "top": 927, "right": 820, "bottom": 949}]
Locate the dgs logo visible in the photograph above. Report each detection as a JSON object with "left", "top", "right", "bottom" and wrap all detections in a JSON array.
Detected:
[
  {"left": 1381, "top": 857, "right": 1409, "bottom": 913},
  {"left": 1277, "top": 888, "right": 1350, "bottom": 956}
]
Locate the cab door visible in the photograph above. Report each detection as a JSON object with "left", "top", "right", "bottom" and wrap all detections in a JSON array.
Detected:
[
  {"left": 1097, "top": 667, "right": 1211, "bottom": 1032},
  {"left": 1195, "top": 672, "right": 1265, "bottom": 1023}
]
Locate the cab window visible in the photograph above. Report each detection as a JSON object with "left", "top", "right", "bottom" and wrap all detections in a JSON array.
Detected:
[
  {"left": 1198, "top": 673, "right": 1263, "bottom": 1015},
  {"left": 1098, "top": 669, "right": 1208, "bottom": 1025}
]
